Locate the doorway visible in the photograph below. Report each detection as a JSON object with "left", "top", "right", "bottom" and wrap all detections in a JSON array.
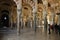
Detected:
[{"left": 0, "top": 10, "right": 9, "bottom": 28}]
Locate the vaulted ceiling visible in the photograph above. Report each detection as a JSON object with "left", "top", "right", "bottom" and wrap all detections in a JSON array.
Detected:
[{"left": 0, "top": 0, "right": 16, "bottom": 7}]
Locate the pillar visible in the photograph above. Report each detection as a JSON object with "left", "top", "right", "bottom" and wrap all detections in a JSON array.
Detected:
[
  {"left": 14, "top": 0, "right": 22, "bottom": 35},
  {"left": 11, "top": 15, "right": 13, "bottom": 28},
  {"left": 42, "top": 0, "right": 48, "bottom": 30},
  {"left": 51, "top": 4, "right": 56, "bottom": 25},
  {"left": 58, "top": 15, "right": 60, "bottom": 24},
  {"left": 33, "top": 0, "right": 37, "bottom": 32},
  {"left": 51, "top": 10, "right": 55, "bottom": 25},
  {"left": 21, "top": 15, "right": 23, "bottom": 29},
  {"left": 10, "top": 6, "right": 13, "bottom": 29}
]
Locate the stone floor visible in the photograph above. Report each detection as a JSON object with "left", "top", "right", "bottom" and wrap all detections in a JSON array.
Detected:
[{"left": 0, "top": 27, "right": 60, "bottom": 40}]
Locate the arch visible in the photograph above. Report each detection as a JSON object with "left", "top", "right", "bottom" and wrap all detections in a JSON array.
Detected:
[
  {"left": 23, "top": 4, "right": 32, "bottom": 10},
  {"left": 0, "top": 10, "right": 9, "bottom": 27},
  {"left": 1, "top": 10, "right": 9, "bottom": 14},
  {"left": 0, "top": 0, "right": 17, "bottom": 7},
  {"left": 22, "top": 4, "right": 33, "bottom": 27},
  {"left": 0, "top": 0, "right": 17, "bottom": 28},
  {"left": 22, "top": 4, "right": 32, "bottom": 18}
]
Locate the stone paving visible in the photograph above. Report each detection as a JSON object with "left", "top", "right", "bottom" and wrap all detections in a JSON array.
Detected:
[{"left": 0, "top": 27, "right": 60, "bottom": 40}]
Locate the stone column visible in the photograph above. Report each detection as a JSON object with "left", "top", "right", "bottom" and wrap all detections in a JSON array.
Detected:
[
  {"left": 51, "top": 10, "right": 55, "bottom": 25},
  {"left": 51, "top": 4, "right": 56, "bottom": 25},
  {"left": 21, "top": 15, "right": 23, "bottom": 29},
  {"left": 58, "top": 15, "right": 60, "bottom": 24},
  {"left": 33, "top": 0, "right": 37, "bottom": 32},
  {"left": 42, "top": 0, "right": 48, "bottom": 30},
  {"left": 15, "top": 0, "right": 22, "bottom": 35},
  {"left": 11, "top": 14, "right": 13, "bottom": 28},
  {"left": 11, "top": 6, "right": 13, "bottom": 29}
]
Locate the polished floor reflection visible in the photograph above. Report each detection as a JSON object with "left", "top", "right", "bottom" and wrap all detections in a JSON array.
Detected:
[{"left": 0, "top": 27, "right": 60, "bottom": 40}]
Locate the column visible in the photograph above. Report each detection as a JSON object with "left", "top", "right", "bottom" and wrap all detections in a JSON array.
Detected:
[
  {"left": 15, "top": 0, "right": 22, "bottom": 35},
  {"left": 51, "top": 10, "right": 55, "bottom": 25},
  {"left": 10, "top": 6, "right": 13, "bottom": 28},
  {"left": 51, "top": 4, "right": 56, "bottom": 26},
  {"left": 42, "top": 0, "right": 48, "bottom": 30},
  {"left": 11, "top": 15, "right": 13, "bottom": 28},
  {"left": 33, "top": 0, "right": 37, "bottom": 32},
  {"left": 58, "top": 15, "right": 60, "bottom": 24},
  {"left": 21, "top": 15, "right": 23, "bottom": 29}
]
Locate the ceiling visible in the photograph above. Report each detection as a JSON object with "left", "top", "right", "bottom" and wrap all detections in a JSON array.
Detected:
[{"left": 0, "top": 0, "right": 16, "bottom": 7}]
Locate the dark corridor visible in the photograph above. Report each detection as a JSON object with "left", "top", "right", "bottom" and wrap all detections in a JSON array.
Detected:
[{"left": 0, "top": 10, "right": 9, "bottom": 28}]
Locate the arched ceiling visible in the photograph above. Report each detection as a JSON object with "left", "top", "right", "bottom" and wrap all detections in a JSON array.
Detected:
[
  {"left": 0, "top": 0, "right": 17, "bottom": 17},
  {"left": 0, "top": 0, "right": 59, "bottom": 8},
  {"left": 0, "top": 0, "right": 16, "bottom": 7}
]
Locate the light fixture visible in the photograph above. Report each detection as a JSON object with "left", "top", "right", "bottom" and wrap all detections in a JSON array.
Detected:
[{"left": 4, "top": 17, "right": 7, "bottom": 20}]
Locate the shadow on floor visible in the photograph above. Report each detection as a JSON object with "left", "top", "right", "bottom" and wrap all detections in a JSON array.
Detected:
[
  {"left": 0, "top": 27, "right": 10, "bottom": 40},
  {"left": 0, "top": 33, "right": 4, "bottom": 40}
]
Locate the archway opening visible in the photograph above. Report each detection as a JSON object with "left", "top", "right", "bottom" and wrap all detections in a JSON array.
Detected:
[
  {"left": 0, "top": 0, "right": 17, "bottom": 28},
  {"left": 0, "top": 10, "right": 9, "bottom": 28}
]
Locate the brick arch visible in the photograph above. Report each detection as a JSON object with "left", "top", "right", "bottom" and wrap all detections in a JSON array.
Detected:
[
  {"left": 23, "top": 5, "right": 32, "bottom": 10},
  {"left": 23, "top": 3, "right": 32, "bottom": 9},
  {"left": 22, "top": 4, "right": 33, "bottom": 22}
]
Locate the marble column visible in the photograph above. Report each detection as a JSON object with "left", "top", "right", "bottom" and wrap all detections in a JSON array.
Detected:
[
  {"left": 51, "top": 4, "right": 56, "bottom": 25},
  {"left": 21, "top": 15, "right": 23, "bottom": 29},
  {"left": 58, "top": 15, "right": 60, "bottom": 24},
  {"left": 15, "top": 0, "right": 22, "bottom": 35},
  {"left": 11, "top": 7, "right": 13, "bottom": 29},
  {"left": 42, "top": 0, "right": 48, "bottom": 30},
  {"left": 51, "top": 10, "right": 55, "bottom": 25},
  {"left": 33, "top": 0, "right": 37, "bottom": 32},
  {"left": 11, "top": 15, "right": 13, "bottom": 28}
]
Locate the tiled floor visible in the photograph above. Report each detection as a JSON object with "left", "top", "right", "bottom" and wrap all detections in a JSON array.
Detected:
[{"left": 0, "top": 27, "right": 60, "bottom": 40}]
